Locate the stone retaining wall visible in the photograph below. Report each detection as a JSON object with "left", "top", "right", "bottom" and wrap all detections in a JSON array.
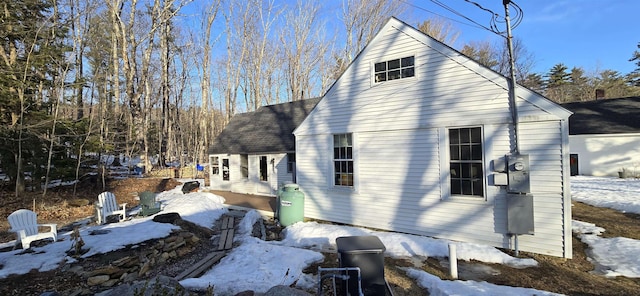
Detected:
[{"left": 83, "top": 230, "right": 200, "bottom": 288}]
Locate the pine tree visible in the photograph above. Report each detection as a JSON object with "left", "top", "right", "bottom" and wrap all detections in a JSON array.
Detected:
[
  {"left": 521, "top": 73, "right": 544, "bottom": 94},
  {"left": 544, "top": 63, "right": 571, "bottom": 102},
  {"left": 628, "top": 42, "right": 640, "bottom": 87},
  {"left": 0, "top": 0, "right": 70, "bottom": 193},
  {"left": 546, "top": 63, "right": 570, "bottom": 87},
  {"left": 568, "top": 67, "right": 591, "bottom": 101},
  {"left": 596, "top": 70, "right": 633, "bottom": 99}
]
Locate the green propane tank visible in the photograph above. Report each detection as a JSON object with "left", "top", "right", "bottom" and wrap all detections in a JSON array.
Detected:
[{"left": 278, "top": 184, "right": 305, "bottom": 227}]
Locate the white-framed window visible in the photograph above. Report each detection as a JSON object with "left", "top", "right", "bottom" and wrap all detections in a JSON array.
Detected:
[
  {"left": 374, "top": 56, "right": 415, "bottom": 83},
  {"left": 333, "top": 133, "right": 354, "bottom": 187},
  {"left": 287, "top": 153, "right": 295, "bottom": 173},
  {"left": 240, "top": 154, "right": 248, "bottom": 179},
  {"left": 449, "top": 127, "right": 484, "bottom": 197},
  {"left": 210, "top": 156, "right": 219, "bottom": 175}
]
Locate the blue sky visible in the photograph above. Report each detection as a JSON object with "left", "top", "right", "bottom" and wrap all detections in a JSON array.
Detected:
[
  {"left": 402, "top": 0, "right": 639, "bottom": 76},
  {"left": 180, "top": 0, "right": 638, "bottom": 77}
]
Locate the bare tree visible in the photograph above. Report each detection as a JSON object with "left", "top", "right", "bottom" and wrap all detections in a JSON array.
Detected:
[
  {"left": 280, "top": 0, "right": 328, "bottom": 101},
  {"left": 221, "top": 0, "right": 252, "bottom": 119},
  {"left": 495, "top": 37, "right": 535, "bottom": 83},
  {"left": 247, "top": 0, "right": 282, "bottom": 109},
  {"left": 196, "top": 0, "right": 222, "bottom": 164},
  {"left": 459, "top": 37, "right": 535, "bottom": 84},
  {"left": 417, "top": 17, "right": 460, "bottom": 46},
  {"left": 68, "top": 0, "right": 100, "bottom": 120},
  {"left": 105, "top": 0, "right": 124, "bottom": 185},
  {"left": 107, "top": 0, "right": 187, "bottom": 172},
  {"left": 335, "top": 0, "right": 403, "bottom": 77},
  {"left": 460, "top": 40, "right": 498, "bottom": 69}
]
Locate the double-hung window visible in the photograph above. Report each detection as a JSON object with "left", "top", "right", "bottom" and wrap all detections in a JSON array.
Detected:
[
  {"left": 374, "top": 56, "right": 415, "bottom": 83},
  {"left": 210, "top": 156, "right": 219, "bottom": 175},
  {"left": 333, "top": 134, "right": 354, "bottom": 187},
  {"left": 287, "top": 153, "right": 295, "bottom": 173},
  {"left": 449, "top": 127, "right": 484, "bottom": 197}
]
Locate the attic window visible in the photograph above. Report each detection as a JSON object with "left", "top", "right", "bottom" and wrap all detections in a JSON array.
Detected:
[{"left": 374, "top": 56, "right": 415, "bottom": 83}]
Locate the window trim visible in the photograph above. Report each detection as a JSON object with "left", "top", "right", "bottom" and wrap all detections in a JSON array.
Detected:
[
  {"left": 287, "top": 153, "right": 295, "bottom": 173},
  {"left": 210, "top": 156, "right": 219, "bottom": 175},
  {"left": 332, "top": 133, "right": 355, "bottom": 188},
  {"left": 371, "top": 54, "right": 416, "bottom": 85},
  {"left": 442, "top": 126, "right": 487, "bottom": 201}
]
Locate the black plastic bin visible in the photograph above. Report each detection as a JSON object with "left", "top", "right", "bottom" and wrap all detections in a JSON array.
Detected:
[{"left": 336, "top": 236, "right": 387, "bottom": 296}]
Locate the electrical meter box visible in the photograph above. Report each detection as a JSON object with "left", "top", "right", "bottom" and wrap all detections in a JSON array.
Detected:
[
  {"left": 507, "top": 193, "right": 534, "bottom": 235},
  {"left": 507, "top": 154, "right": 530, "bottom": 193}
]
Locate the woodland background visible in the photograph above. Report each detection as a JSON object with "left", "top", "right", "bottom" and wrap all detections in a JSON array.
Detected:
[{"left": 2, "top": 0, "right": 639, "bottom": 198}]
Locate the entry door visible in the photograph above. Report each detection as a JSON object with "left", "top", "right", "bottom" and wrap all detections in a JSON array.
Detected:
[
  {"left": 257, "top": 156, "right": 273, "bottom": 195},
  {"left": 570, "top": 154, "right": 579, "bottom": 176},
  {"left": 209, "top": 156, "right": 219, "bottom": 187},
  {"left": 222, "top": 158, "right": 230, "bottom": 181},
  {"left": 215, "top": 158, "right": 231, "bottom": 190},
  {"left": 259, "top": 156, "right": 268, "bottom": 182}
]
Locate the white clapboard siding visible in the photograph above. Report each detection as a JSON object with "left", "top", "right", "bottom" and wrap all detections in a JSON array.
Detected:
[
  {"left": 275, "top": 154, "right": 294, "bottom": 187},
  {"left": 295, "top": 18, "right": 571, "bottom": 258},
  {"left": 208, "top": 153, "right": 288, "bottom": 196},
  {"left": 569, "top": 133, "right": 640, "bottom": 176}
]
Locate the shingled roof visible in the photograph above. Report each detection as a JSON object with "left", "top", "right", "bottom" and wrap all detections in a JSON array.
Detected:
[
  {"left": 208, "top": 98, "right": 321, "bottom": 154},
  {"left": 562, "top": 96, "right": 640, "bottom": 135}
]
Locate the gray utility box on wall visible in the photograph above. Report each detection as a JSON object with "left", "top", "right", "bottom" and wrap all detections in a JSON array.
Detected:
[
  {"left": 507, "top": 153, "right": 530, "bottom": 193},
  {"left": 507, "top": 193, "right": 535, "bottom": 235}
]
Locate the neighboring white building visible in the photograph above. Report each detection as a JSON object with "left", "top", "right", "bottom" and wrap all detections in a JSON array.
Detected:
[
  {"left": 562, "top": 97, "right": 640, "bottom": 177},
  {"left": 294, "top": 17, "right": 573, "bottom": 258},
  {"left": 208, "top": 98, "right": 320, "bottom": 196}
]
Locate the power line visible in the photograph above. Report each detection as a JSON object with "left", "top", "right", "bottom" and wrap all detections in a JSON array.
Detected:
[
  {"left": 397, "top": 0, "right": 490, "bottom": 31},
  {"left": 402, "top": 0, "right": 524, "bottom": 38},
  {"left": 429, "top": 0, "right": 497, "bottom": 33},
  {"left": 462, "top": 0, "right": 505, "bottom": 34}
]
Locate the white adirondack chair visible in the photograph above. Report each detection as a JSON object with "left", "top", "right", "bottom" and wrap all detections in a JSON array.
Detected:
[
  {"left": 8, "top": 209, "right": 57, "bottom": 249},
  {"left": 96, "top": 191, "right": 127, "bottom": 225}
]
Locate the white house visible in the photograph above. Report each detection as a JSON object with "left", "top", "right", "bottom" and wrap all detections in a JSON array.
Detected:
[
  {"left": 293, "top": 17, "right": 573, "bottom": 258},
  {"left": 562, "top": 97, "right": 640, "bottom": 177},
  {"left": 208, "top": 98, "right": 320, "bottom": 196}
]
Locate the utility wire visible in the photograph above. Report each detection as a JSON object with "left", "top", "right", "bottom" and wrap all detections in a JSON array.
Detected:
[
  {"left": 429, "top": 0, "right": 496, "bottom": 33},
  {"left": 397, "top": 0, "right": 487, "bottom": 30},
  {"left": 404, "top": 0, "right": 524, "bottom": 38}
]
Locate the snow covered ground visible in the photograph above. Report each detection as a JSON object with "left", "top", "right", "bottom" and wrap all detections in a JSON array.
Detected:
[
  {"left": 571, "top": 176, "right": 640, "bottom": 215},
  {"left": 571, "top": 176, "right": 640, "bottom": 278},
  {"left": 1, "top": 176, "right": 639, "bottom": 295}
]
